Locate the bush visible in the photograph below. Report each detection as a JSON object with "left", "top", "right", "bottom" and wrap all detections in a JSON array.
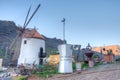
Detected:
[
  {"left": 82, "top": 62, "right": 89, "bottom": 69},
  {"left": 13, "top": 76, "right": 28, "bottom": 80},
  {"left": 18, "top": 77, "right": 26, "bottom": 80},
  {"left": 72, "top": 62, "right": 76, "bottom": 71},
  {"left": 116, "top": 58, "right": 120, "bottom": 61},
  {"left": 34, "top": 64, "right": 58, "bottom": 78}
]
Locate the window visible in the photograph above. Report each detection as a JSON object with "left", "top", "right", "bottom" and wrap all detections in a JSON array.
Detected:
[{"left": 24, "top": 40, "right": 27, "bottom": 44}]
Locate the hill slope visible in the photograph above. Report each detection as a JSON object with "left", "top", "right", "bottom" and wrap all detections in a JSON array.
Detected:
[{"left": 43, "top": 35, "right": 64, "bottom": 55}]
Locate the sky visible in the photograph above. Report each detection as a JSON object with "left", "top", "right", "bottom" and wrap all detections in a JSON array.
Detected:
[{"left": 0, "top": 0, "right": 120, "bottom": 48}]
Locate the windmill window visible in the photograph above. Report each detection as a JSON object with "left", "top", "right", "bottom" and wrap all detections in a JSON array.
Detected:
[{"left": 24, "top": 40, "right": 27, "bottom": 44}]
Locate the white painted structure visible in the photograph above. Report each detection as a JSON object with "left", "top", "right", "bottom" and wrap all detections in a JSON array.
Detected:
[
  {"left": 58, "top": 44, "right": 73, "bottom": 73},
  {"left": 0, "top": 58, "right": 3, "bottom": 68},
  {"left": 17, "top": 29, "right": 45, "bottom": 66}
]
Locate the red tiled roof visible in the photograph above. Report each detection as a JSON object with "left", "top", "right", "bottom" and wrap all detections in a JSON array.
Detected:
[{"left": 22, "top": 29, "right": 45, "bottom": 40}]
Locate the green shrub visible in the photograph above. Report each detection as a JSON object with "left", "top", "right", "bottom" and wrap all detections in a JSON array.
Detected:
[
  {"left": 34, "top": 64, "right": 58, "bottom": 78},
  {"left": 82, "top": 62, "right": 89, "bottom": 69},
  {"left": 116, "top": 58, "right": 120, "bottom": 61},
  {"left": 72, "top": 62, "right": 76, "bottom": 71},
  {"left": 18, "top": 77, "right": 26, "bottom": 80}
]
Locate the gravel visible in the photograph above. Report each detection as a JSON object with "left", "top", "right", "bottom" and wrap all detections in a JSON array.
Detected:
[{"left": 46, "top": 62, "right": 120, "bottom": 80}]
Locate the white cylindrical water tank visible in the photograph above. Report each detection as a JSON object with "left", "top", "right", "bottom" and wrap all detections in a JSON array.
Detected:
[{"left": 58, "top": 44, "right": 73, "bottom": 73}]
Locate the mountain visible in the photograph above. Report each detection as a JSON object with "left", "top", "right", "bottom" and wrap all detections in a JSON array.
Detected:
[
  {"left": 43, "top": 35, "right": 64, "bottom": 55},
  {"left": 0, "top": 20, "right": 18, "bottom": 48},
  {"left": 0, "top": 20, "right": 18, "bottom": 58}
]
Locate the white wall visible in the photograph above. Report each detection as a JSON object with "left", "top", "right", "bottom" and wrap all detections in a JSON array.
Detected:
[{"left": 17, "top": 38, "right": 45, "bottom": 66}]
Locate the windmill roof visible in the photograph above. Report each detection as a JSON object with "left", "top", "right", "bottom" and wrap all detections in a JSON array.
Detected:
[{"left": 22, "top": 29, "right": 45, "bottom": 40}]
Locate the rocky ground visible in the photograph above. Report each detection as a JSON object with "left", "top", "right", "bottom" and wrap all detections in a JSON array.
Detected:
[
  {"left": 0, "top": 62, "right": 120, "bottom": 80},
  {"left": 45, "top": 62, "right": 120, "bottom": 80}
]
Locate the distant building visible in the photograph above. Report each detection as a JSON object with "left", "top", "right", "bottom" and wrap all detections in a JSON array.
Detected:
[
  {"left": 92, "top": 45, "right": 120, "bottom": 61},
  {"left": 103, "top": 54, "right": 114, "bottom": 62}
]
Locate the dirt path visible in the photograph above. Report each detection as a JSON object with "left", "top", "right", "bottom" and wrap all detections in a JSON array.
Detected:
[{"left": 46, "top": 62, "right": 120, "bottom": 80}]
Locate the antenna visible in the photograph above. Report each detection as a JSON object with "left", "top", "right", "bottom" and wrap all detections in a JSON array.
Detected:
[{"left": 61, "top": 18, "right": 66, "bottom": 44}]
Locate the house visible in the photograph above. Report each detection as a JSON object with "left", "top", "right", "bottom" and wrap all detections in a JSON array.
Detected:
[
  {"left": 92, "top": 45, "right": 120, "bottom": 61},
  {"left": 17, "top": 29, "right": 45, "bottom": 66},
  {"left": 103, "top": 54, "right": 114, "bottom": 62}
]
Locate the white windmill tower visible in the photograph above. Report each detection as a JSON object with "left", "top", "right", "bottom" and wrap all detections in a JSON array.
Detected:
[{"left": 17, "top": 28, "right": 45, "bottom": 66}]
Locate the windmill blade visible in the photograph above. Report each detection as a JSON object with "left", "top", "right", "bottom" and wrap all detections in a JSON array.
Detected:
[
  {"left": 8, "top": 34, "right": 20, "bottom": 50},
  {"left": 24, "top": 4, "right": 40, "bottom": 29},
  {"left": 23, "top": 5, "right": 31, "bottom": 30}
]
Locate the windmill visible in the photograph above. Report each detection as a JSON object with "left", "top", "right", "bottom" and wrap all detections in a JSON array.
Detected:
[{"left": 8, "top": 4, "right": 41, "bottom": 66}]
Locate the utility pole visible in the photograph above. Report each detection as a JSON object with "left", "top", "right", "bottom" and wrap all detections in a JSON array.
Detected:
[{"left": 61, "top": 18, "right": 66, "bottom": 44}]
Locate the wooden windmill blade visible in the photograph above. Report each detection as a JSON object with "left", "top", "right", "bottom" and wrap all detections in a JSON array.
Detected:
[
  {"left": 23, "top": 6, "right": 31, "bottom": 28},
  {"left": 8, "top": 25, "right": 22, "bottom": 51},
  {"left": 23, "top": 4, "right": 40, "bottom": 32},
  {"left": 22, "top": 6, "right": 31, "bottom": 33}
]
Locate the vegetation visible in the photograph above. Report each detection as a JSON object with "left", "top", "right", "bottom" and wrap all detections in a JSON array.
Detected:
[
  {"left": 92, "top": 54, "right": 99, "bottom": 59},
  {"left": 0, "top": 49, "right": 5, "bottom": 58},
  {"left": 116, "top": 58, "right": 120, "bottom": 61},
  {"left": 72, "top": 62, "right": 76, "bottom": 71},
  {"left": 12, "top": 76, "right": 28, "bottom": 80},
  {"left": 18, "top": 77, "right": 26, "bottom": 80},
  {"left": 0, "top": 70, "right": 3, "bottom": 73},
  {"left": 82, "top": 62, "right": 89, "bottom": 69},
  {"left": 73, "top": 62, "right": 89, "bottom": 71},
  {"left": 33, "top": 64, "right": 58, "bottom": 78}
]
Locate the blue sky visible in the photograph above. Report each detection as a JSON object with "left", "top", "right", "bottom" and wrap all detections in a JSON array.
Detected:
[{"left": 0, "top": 0, "right": 120, "bottom": 48}]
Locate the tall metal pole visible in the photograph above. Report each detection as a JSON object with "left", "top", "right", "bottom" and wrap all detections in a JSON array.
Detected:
[{"left": 61, "top": 18, "right": 66, "bottom": 44}]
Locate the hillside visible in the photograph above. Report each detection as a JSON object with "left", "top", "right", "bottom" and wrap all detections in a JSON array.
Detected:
[
  {"left": 43, "top": 35, "right": 64, "bottom": 55},
  {"left": 0, "top": 20, "right": 18, "bottom": 48},
  {"left": 0, "top": 20, "right": 18, "bottom": 58}
]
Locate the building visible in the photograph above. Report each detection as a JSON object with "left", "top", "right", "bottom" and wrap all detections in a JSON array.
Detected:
[
  {"left": 92, "top": 45, "right": 120, "bottom": 61},
  {"left": 17, "top": 29, "right": 45, "bottom": 66}
]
